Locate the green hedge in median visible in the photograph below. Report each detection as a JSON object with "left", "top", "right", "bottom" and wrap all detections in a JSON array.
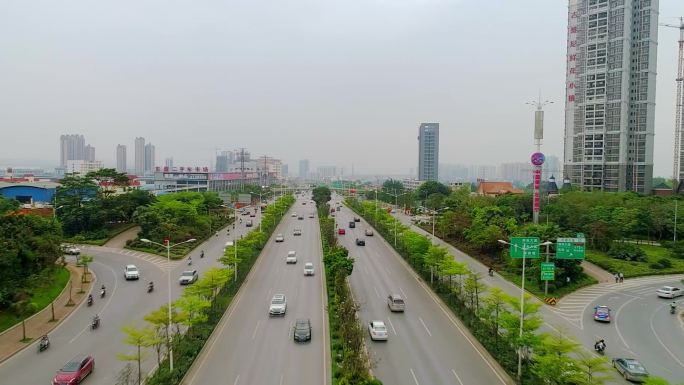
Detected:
[{"left": 314, "top": 188, "right": 381, "bottom": 385}]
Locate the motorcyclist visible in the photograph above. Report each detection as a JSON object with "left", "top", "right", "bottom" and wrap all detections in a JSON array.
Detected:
[
  {"left": 200, "top": 250, "right": 204, "bottom": 258},
  {"left": 671, "top": 302, "right": 677, "bottom": 313},
  {"left": 100, "top": 285, "right": 106, "bottom": 297},
  {"left": 594, "top": 339, "right": 606, "bottom": 352},
  {"left": 188, "top": 256, "right": 193, "bottom": 266},
  {"left": 148, "top": 281, "right": 154, "bottom": 292},
  {"left": 488, "top": 267, "right": 494, "bottom": 277},
  {"left": 87, "top": 294, "right": 93, "bottom": 305},
  {"left": 92, "top": 314, "right": 100, "bottom": 328},
  {"left": 40, "top": 334, "right": 49, "bottom": 348}
]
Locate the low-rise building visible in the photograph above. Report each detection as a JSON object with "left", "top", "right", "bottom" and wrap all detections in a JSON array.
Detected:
[{"left": 475, "top": 181, "right": 523, "bottom": 197}]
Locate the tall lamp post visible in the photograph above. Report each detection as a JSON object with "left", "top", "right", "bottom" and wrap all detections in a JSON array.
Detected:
[
  {"left": 385, "top": 190, "right": 410, "bottom": 246},
  {"left": 140, "top": 237, "right": 196, "bottom": 372},
  {"left": 431, "top": 207, "right": 450, "bottom": 243},
  {"left": 497, "top": 239, "right": 549, "bottom": 381}
]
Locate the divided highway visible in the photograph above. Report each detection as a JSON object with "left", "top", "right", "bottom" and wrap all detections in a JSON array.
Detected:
[
  {"left": 184, "top": 197, "right": 330, "bottom": 385},
  {"left": 334, "top": 202, "right": 512, "bottom": 385}
]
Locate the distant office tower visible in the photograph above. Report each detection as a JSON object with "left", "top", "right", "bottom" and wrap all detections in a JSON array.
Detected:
[
  {"left": 215, "top": 151, "right": 232, "bottom": 172},
  {"left": 499, "top": 162, "right": 530, "bottom": 184},
  {"left": 317, "top": 166, "right": 337, "bottom": 179},
  {"left": 564, "top": 0, "right": 658, "bottom": 193},
  {"left": 299, "top": 159, "right": 310, "bottom": 179},
  {"left": 165, "top": 157, "right": 174, "bottom": 168},
  {"left": 59, "top": 134, "right": 86, "bottom": 167},
  {"left": 134, "top": 137, "right": 145, "bottom": 175},
  {"left": 84, "top": 145, "right": 96, "bottom": 162},
  {"left": 144, "top": 143, "right": 155, "bottom": 172},
  {"left": 281, "top": 164, "right": 288, "bottom": 177},
  {"left": 116, "top": 145, "right": 127, "bottom": 172},
  {"left": 418, "top": 123, "right": 439, "bottom": 181}
]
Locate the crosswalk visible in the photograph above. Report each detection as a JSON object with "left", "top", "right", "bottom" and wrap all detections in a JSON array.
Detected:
[
  {"left": 80, "top": 245, "right": 183, "bottom": 271},
  {"left": 548, "top": 274, "right": 684, "bottom": 328}
]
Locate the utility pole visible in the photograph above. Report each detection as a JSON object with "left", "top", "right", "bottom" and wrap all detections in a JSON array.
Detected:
[{"left": 526, "top": 92, "right": 552, "bottom": 224}]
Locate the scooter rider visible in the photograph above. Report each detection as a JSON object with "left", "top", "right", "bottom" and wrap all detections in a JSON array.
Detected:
[
  {"left": 148, "top": 281, "right": 154, "bottom": 292},
  {"left": 594, "top": 339, "right": 606, "bottom": 353},
  {"left": 39, "top": 334, "right": 50, "bottom": 349},
  {"left": 200, "top": 250, "right": 204, "bottom": 258},
  {"left": 100, "top": 284, "right": 106, "bottom": 297},
  {"left": 87, "top": 294, "right": 93, "bottom": 305},
  {"left": 488, "top": 267, "right": 494, "bottom": 277},
  {"left": 671, "top": 301, "right": 677, "bottom": 314}
]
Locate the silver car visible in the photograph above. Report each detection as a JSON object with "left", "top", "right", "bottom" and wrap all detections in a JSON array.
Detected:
[
  {"left": 387, "top": 294, "right": 405, "bottom": 312},
  {"left": 269, "top": 294, "right": 287, "bottom": 316},
  {"left": 304, "top": 262, "right": 314, "bottom": 276},
  {"left": 656, "top": 286, "right": 683, "bottom": 299},
  {"left": 612, "top": 358, "right": 649, "bottom": 382}
]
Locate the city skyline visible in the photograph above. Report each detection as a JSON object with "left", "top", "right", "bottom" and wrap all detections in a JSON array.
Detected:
[{"left": 1, "top": 1, "right": 682, "bottom": 179}]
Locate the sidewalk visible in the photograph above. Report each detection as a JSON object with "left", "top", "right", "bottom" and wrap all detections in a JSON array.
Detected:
[
  {"left": 580, "top": 260, "right": 614, "bottom": 283},
  {"left": 0, "top": 264, "right": 93, "bottom": 363},
  {"left": 104, "top": 225, "right": 140, "bottom": 248}
]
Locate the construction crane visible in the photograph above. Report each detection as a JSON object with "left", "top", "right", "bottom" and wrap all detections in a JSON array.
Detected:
[{"left": 661, "top": 17, "right": 684, "bottom": 190}]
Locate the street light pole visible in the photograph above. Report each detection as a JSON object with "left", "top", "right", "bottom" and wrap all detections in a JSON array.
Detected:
[
  {"left": 140, "top": 237, "right": 196, "bottom": 372},
  {"left": 498, "top": 239, "right": 537, "bottom": 381}
]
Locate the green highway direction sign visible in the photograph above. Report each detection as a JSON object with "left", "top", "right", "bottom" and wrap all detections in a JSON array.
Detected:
[
  {"left": 556, "top": 237, "right": 586, "bottom": 259},
  {"left": 540, "top": 262, "right": 555, "bottom": 281},
  {"left": 509, "top": 237, "right": 540, "bottom": 259}
]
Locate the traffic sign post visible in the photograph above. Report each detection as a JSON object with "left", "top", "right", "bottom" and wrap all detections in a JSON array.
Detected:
[
  {"left": 556, "top": 237, "right": 586, "bottom": 259},
  {"left": 509, "top": 237, "right": 540, "bottom": 259},
  {"left": 541, "top": 262, "right": 555, "bottom": 281}
]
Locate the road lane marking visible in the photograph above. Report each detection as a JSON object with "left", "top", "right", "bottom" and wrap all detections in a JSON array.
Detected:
[
  {"left": 387, "top": 318, "right": 397, "bottom": 335},
  {"left": 399, "top": 287, "right": 408, "bottom": 300},
  {"left": 409, "top": 368, "right": 420, "bottom": 385},
  {"left": 69, "top": 261, "right": 118, "bottom": 344},
  {"left": 251, "top": 320, "right": 261, "bottom": 340},
  {"left": 614, "top": 296, "right": 638, "bottom": 351},
  {"left": 373, "top": 286, "right": 380, "bottom": 298},
  {"left": 233, "top": 375, "right": 240, "bottom": 385},
  {"left": 451, "top": 369, "right": 465, "bottom": 385},
  {"left": 418, "top": 317, "right": 432, "bottom": 337},
  {"left": 649, "top": 303, "right": 684, "bottom": 368},
  {"left": 280, "top": 374, "right": 284, "bottom": 385}
]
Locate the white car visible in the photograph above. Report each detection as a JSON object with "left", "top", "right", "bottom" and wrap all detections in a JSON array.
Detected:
[
  {"left": 656, "top": 286, "right": 683, "bottom": 299},
  {"left": 293, "top": 229, "right": 302, "bottom": 236},
  {"left": 62, "top": 245, "right": 81, "bottom": 255},
  {"left": 269, "top": 294, "right": 287, "bottom": 316},
  {"left": 179, "top": 270, "right": 198, "bottom": 285},
  {"left": 275, "top": 234, "right": 284, "bottom": 242},
  {"left": 308, "top": 213, "right": 315, "bottom": 218},
  {"left": 124, "top": 264, "right": 140, "bottom": 280},
  {"left": 286, "top": 251, "right": 297, "bottom": 264},
  {"left": 304, "top": 262, "right": 314, "bottom": 276},
  {"left": 368, "top": 321, "right": 388, "bottom": 341},
  {"left": 291, "top": 212, "right": 297, "bottom": 217}
]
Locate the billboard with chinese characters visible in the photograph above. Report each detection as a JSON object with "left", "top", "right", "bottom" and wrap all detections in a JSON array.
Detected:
[{"left": 564, "top": 0, "right": 579, "bottom": 172}]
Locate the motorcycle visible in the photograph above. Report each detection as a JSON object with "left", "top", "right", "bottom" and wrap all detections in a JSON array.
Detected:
[
  {"left": 87, "top": 294, "right": 93, "bottom": 307},
  {"left": 594, "top": 340, "right": 606, "bottom": 355},
  {"left": 671, "top": 305, "right": 677, "bottom": 314},
  {"left": 188, "top": 257, "right": 193, "bottom": 266},
  {"left": 200, "top": 250, "right": 204, "bottom": 258},
  {"left": 38, "top": 335, "right": 50, "bottom": 352},
  {"left": 100, "top": 288, "right": 106, "bottom": 298},
  {"left": 488, "top": 268, "right": 494, "bottom": 277},
  {"left": 91, "top": 315, "right": 100, "bottom": 330},
  {"left": 147, "top": 282, "right": 154, "bottom": 293}
]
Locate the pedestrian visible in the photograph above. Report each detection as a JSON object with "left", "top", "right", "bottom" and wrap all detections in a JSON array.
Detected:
[
  {"left": 614, "top": 273, "right": 619, "bottom": 283},
  {"left": 566, "top": 276, "right": 571, "bottom": 284},
  {"left": 619, "top": 272, "right": 624, "bottom": 283}
]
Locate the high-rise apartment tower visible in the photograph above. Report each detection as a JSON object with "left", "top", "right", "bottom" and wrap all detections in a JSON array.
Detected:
[
  {"left": 418, "top": 123, "right": 439, "bottom": 181},
  {"left": 134, "top": 137, "right": 145, "bottom": 175},
  {"left": 564, "top": 0, "right": 658, "bottom": 193},
  {"left": 116, "top": 145, "right": 127, "bottom": 173}
]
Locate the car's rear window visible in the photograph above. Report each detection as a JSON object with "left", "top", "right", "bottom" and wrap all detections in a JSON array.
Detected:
[
  {"left": 393, "top": 299, "right": 405, "bottom": 304},
  {"left": 375, "top": 325, "right": 386, "bottom": 331}
]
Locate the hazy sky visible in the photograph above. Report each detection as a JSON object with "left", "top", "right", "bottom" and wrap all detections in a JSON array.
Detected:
[{"left": 0, "top": 0, "right": 681, "bottom": 177}]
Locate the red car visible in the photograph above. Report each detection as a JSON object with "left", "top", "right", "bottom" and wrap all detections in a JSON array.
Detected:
[
  {"left": 338, "top": 228, "right": 346, "bottom": 235},
  {"left": 53, "top": 355, "right": 94, "bottom": 385}
]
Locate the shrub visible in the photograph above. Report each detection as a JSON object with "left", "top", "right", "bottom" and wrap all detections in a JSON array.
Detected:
[
  {"left": 650, "top": 258, "right": 673, "bottom": 270},
  {"left": 608, "top": 242, "right": 646, "bottom": 262}
]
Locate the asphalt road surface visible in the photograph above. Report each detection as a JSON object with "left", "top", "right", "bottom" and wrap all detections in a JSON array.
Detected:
[
  {"left": 333, "top": 202, "right": 512, "bottom": 385},
  {"left": 184, "top": 197, "right": 330, "bottom": 385},
  {"left": 579, "top": 279, "right": 684, "bottom": 383},
  {"left": 0, "top": 213, "right": 258, "bottom": 385}
]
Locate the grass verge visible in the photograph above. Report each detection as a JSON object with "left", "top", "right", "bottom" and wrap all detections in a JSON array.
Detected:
[
  {"left": 65, "top": 223, "right": 138, "bottom": 246},
  {"left": 587, "top": 245, "right": 684, "bottom": 278},
  {"left": 0, "top": 267, "right": 70, "bottom": 333}
]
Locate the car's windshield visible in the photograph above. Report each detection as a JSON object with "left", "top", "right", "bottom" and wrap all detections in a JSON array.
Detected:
[
  {"left": 375, "top": 325, "right": 386, "bottom": 331},
  {"left": 127, "top": 267, "right": 137, "bottom": 271},
  {"left": 273, "top": 298, "right": 284, "bottom": 304},
  {"left": 61, "top": 361, "right": 81, "bottom": 372},
  {"left": 393, "top": 299, "right": 405, "bottom": 304},
  {"left": 182, "top": 272, "right": 194, "bottom": 276}
]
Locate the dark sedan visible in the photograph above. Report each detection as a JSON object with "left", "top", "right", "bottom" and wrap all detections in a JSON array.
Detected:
[
  {"left": 53, "top": 355, "right": 94, "bottom": 385},
  {"left": 293, "top": 318, "right": 312, "bottom": 342},
  {"left": 612, "top": 358, "right": 649, "bottom": 382},
  {"left": 356, "top": 238, "right": 365, "bottom": 246}
]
